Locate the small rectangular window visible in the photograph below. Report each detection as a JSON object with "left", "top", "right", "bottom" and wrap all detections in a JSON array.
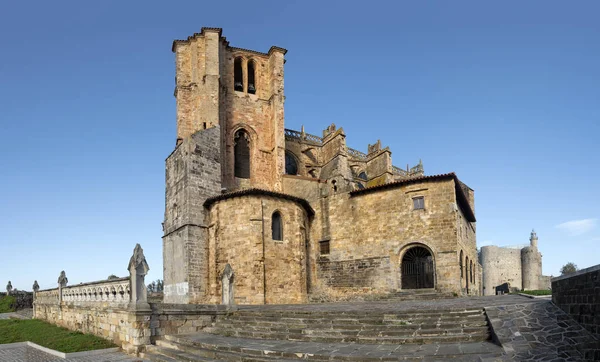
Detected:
[
  {"left": 413, "top": 196, "right": 425, "bottom": 210},
  {"left": 319, "top": 240, "right": 330, "bottom": 255}
]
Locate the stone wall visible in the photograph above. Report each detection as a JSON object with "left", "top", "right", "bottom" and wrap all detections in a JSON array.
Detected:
[
  {"left": 480, "top": 245, "right": 523, "bottom": 295},
  {"left": 163, "top": 126, "right": 222, "bottom": 304},
  {"left": 316, "top": 256, "right": 392, "bottom": 289},
  {"left": 552, "top": 264, "right": 600, "bottom": 339},
  {"left": 307, "top": 177, "right": 477, "bottom": 299},
  {"left": 205, "top": 193, "right": 309, "bottom": 305},
  {"left": 34, "top": 277, "right": 149, "bottom": 353}
]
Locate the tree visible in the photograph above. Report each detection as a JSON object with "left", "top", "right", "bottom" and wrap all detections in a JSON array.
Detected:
[
  {"left": 147, "top": 279, "right": 164, "bottom": 293},
  {"left": 560, "top": 262, "right": 578, "bottom": 275},
  {"left": 107, "top": 274, "right": 118, "bottom": 280}
]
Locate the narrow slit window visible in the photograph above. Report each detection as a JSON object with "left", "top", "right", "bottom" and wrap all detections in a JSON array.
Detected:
[
  {"left": 413, "top": 196, "right": 424, "bottom": 210},
  {"left": 234, "top": 58, "right": 243, "bottom": 92},
  {"left": 320, "top": 240, "right": 330, "bottom": 255},
  {"left": 248, "top": 60, "right": 256, "bottom": 94},
  {"left": 459, "top": 250, "right": 464, "bottom": 278},
  {"left": 272, "top": 212, "right": 283, "bottom": 241}
]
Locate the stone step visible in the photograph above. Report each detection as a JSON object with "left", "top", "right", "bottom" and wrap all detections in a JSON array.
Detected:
[
  {"left": 216, "top": 318, "right": 488, "bottom": 329},
  {"left": 232, "top": 308, "right": 483, "bottom": 317},
  {"left": 225, "top": 313, "right": 485, "bottom": 325},
  {"left": 158, "top": 332, "right": 504, "bottom": 361},
  {"left": 204, "top": 327, "right": 490, "bottom": 344},
  {"left": 209, "top": 322, "right": 489, "bottom": 336},
  {"left": 143, "top": 341, "right": 298, "bottom": 362}
]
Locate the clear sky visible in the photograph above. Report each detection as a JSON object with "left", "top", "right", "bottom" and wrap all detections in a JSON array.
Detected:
[{"left": 1, "top": 1, "right": 598, "bottom": 291}]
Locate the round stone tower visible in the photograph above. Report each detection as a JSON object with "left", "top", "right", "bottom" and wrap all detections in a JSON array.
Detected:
[{"left": 521, "top": 229, "right": 542, "bottom": 291}]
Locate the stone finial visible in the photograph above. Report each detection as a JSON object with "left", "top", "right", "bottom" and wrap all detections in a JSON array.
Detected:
[
  {"left": 322, "top": 123, "right": 336, "bottom": 138},
  {"left": 58, "top": 271, "right": 68, "bottom": 287},
  {"left": 221, "top": 264, "right": 235, "bottom": 306},
  {"left": 6, "top": 281, "right": 12, "bottom": 294},
  {"left": 128, "top": 244, "right": 150, "bottom": 310},
  {"left": 368, "top": 140, "right": 382, "bottom": 155},
  {"left": 32, "top": 280, "right": 39, "bottom": 293}
]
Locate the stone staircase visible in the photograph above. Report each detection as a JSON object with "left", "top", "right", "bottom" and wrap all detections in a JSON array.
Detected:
[
  {"left": 206, "top": 308, "right": 490, "bottom": 344},
  {"left": 142, "top": 306, "right": 504, "bottom": 361}
]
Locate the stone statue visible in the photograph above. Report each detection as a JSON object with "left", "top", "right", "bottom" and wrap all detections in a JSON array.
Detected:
[
  {"left": 128, "top": 243, "right": 150, "bottom": 310},
  {"left": 32, "top": 280, "right": 39, "bottom": 293},
  {"left": 58, "top": 271, "right": 68, "bottom": 287},
  {"left": 6, "top": 281, "right": 12, "bottom": 295},
  {"left": 221, "top": 264, "right": 235, "bottom": 306}
]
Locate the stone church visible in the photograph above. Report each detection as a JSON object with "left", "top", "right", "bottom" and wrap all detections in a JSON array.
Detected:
[{"left": 162, "top": 28, "right": 481, "bottom": 305}]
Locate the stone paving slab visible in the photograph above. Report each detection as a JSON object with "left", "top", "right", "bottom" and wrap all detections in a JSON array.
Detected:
[
  {"left": 0, "top": 312, "right": 27, "bottom": 320},
  {"left": 166, "top": 331, "right": 504, "bottom": 360},
  {"left": 0, "top": 343, "right": 144, "bottom": 362},
  {"left": 485, "top": 300, "right": 600, "bottom": 361}
]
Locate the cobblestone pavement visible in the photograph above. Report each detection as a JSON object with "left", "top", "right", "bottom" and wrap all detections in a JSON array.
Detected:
[
  {"left": 0, "top": 344, "right": 144, "bottom": 362},
  {"left": 486, "top": 300, "right": 600, "bottom": 361}
]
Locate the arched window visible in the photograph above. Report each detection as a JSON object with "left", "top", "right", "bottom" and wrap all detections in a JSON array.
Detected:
[
  {"left": 285, "top": 152, "right": 298, "bottom": 175},
  {"left": 465, "top": 256, "right": 469, "bottom": 284},
  {"left": 248, "top": 60, "right": 256, "bottom": 94},
  {"left": 470, "top": 261, "right": 473, "bottom": 283},
  {"left": 358, "top": 172, "right": 367, "bottom": 181},
  {"left": 234, "top": 130, "right": 250, "bottom": 178},
  {"left": 234, "top": 58, "right": 243, "bottom": 92},
  {"left": 272, "top": 212, "right": 283, "bottom": 240},
  {"left": 459, "top": 250, "right": 464, "bottom": 278}
]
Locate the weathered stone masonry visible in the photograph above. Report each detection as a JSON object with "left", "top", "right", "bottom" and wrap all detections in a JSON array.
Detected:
[
  {"left": 552, "top": 263, "right": 600, "bottom": 339},
  {"left": 163, "top": 28, "right": 482, "bottom": 304}
]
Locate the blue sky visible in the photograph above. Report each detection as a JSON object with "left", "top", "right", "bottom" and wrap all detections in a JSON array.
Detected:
[{"left": 1, "top": 1, "right": 598, "bottom": 291}]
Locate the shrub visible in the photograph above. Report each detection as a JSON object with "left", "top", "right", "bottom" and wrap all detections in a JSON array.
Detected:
[{"left": 0, "top": 295, "right": 16, "bottom": 313}]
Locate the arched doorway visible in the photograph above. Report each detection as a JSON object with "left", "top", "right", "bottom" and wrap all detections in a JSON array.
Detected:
[{"left": 401, "top": 246, "right": 434, "bottom": 289}]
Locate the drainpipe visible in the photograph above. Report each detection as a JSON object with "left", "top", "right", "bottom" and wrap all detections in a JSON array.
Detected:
[{"left": 261, "top": 200, "right": 267, "bottom": 304}]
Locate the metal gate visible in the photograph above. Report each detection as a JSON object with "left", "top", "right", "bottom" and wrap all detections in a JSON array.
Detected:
[{"left": 401, "top": 247, "right": 434, "bottom": 289}]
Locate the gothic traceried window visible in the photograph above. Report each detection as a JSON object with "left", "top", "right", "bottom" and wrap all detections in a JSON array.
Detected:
[
  {"left": 285, "top": 152, "right": 298, "bottom": 175},
  {"left": 234, "top": 130, "right": 250, "bottom": 178},
  {"left": 248, "top": 60, "right": 256, "bottom": 94},
  {"left": 272, "top": 212, "right": 283, "bottom": 241},
  {"left": 234, "top": 57, "right": 243, "bottom": 92},
  {"left": 358, "top": 172, "right": 367, "bottom": 181}
]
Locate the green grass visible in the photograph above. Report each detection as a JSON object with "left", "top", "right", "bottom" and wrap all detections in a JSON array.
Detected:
[
  {"left": 521, "top": 289, "right": 552, "bottom": 296},
  {"left": 0, "top": 296, "right": 16, "bottom": 313},
  {"left": 0, "top": 319, "right": 116, "bottom": 353}
]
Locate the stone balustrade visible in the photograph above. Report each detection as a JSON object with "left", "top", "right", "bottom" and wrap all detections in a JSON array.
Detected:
[
  {"left": 284, "top": 128, "right": 323, "bottom": 145},
  {"left": 61, "top": 277, "right": 130, "bottom": 306},
  {"left": 347, "top": 147, "right": 367, "bottom": 160},
  {"left": 34, "top": 289, "right": 59, "bottom": 305}
]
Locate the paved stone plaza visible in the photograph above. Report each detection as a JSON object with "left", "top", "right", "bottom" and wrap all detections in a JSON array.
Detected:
[{"left": 0, "top": 344, "right": 144, "bottom": 362}]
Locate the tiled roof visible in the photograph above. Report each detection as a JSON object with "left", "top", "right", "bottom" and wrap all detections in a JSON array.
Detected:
[
  {"left": 172, "top": 27, "right": 287, "bottom": 56},
  {"left": 350, "top": 172, "right": 476, "bottom": 222},
  {"left": 203, "top": 188, "right": 314, "bottom": 216}
]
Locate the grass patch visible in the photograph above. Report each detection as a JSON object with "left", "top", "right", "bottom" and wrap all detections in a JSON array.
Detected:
[
  {"left": 0, "top": 296, "right": 16, "bottom": 313},
  {"left": 0, "top": 319, "right": 116, "bottom": 353},
  {"left": 521, "top": 290, "right": 552, "bottom": 296}
]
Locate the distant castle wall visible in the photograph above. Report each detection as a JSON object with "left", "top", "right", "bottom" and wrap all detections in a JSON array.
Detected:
[
  {"left": 480, "top": 245, "right": 523, "bottom": 295},
  {"left": 479, "top": 231, "right": 549, "bottom": 296}
]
